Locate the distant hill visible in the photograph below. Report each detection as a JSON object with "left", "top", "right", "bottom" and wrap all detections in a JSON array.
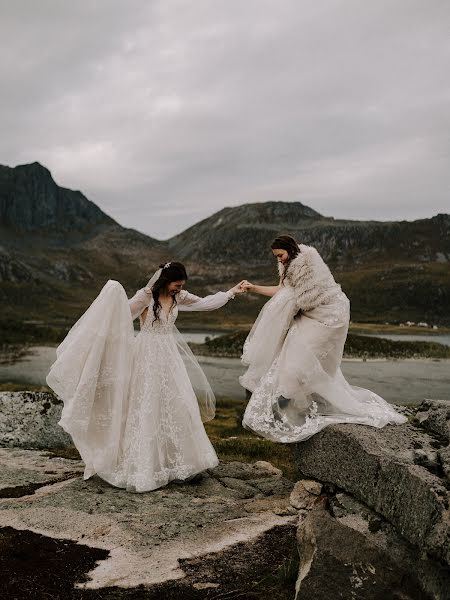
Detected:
[
  {"left": 0, "top": 161, "right": 449, "bottom": 332},
  {"left": 168, "top": 200, "right": 450, "bottom": 267}
]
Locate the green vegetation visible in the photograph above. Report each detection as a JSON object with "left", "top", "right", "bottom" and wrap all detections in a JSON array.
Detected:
[
  {"left": 344, "top": 333, "right": 450, "bottom": 359},
  {"left": 0, "top": 319, "right": 68, "bottom": 345},
  {"left": 0, "top": 382, "right": 51, "bottom": 393},
  {"left": 190, "top": 330, "right": 450, "bottom": 359}
]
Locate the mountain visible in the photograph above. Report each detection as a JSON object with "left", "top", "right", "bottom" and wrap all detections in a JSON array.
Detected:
[
  {"left": 0, "top": 162, "right": 166, "bottom": 326},
  {"left": 168, "top": 201, "right": 450, "bottom": 267},
  {"left": 0, "top": 162, "right": 117, "bottom": 237},
  {"left": 0, "top": 161, "right": 449, "bottom": 332}
]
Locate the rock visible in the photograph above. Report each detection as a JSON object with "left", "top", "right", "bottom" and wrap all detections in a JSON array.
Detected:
[
  {"left": 0, "top": 392, "right": 71, "bottom": 449},
  {"left": 368, "top": 515, "right": 383, "bottom": 533},
  {"left": 302, "top": 480, "right": 322, "bottom": 496},
  {"left": 0, "top": 450, "right": 297, "bottom": 593},
  {"left": 335, "top": 492, "right": 369, "bottom": 516},
  {"left": 296, "top": 503, "right": 450, "bottom": 600},
  {"left": 295, "top": 402, "right": 450, "bottom": 568},
  {"left": 248, "top": 476, "right": 294, "bottom": 497},
  {"left": 208, "top": 460, "right": 283, "bottom": 481},
  {"left": 290, "top": 480, "right": 321, "bottom": 510},
  {"left": 413, "top": 448, "right": 441, "bottom": 474},
  {"left": 0, "top": 447, "right": 83, "bottom": 498},
  {"left": 438, "top": 445, "right": 450, "bottom": 479},
  {"left": 416, "top": 399, "right": 450, "bottom": 443},
  {"left": 253, "top": 460, "right": 283, "bottom": 477},
  {"left": 192, "top": 582, "right": 220, "bottom": 590},
  {"left": 218, "top": 477, "right": 262, "bottom": 499}
]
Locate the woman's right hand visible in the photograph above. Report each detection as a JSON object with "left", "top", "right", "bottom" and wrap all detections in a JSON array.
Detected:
[
  {"left": 241, "top": 280, "right": 256, "bottom": 292},
  {"left": 241, "top": 280, "right": 280, "bottom": 297}
]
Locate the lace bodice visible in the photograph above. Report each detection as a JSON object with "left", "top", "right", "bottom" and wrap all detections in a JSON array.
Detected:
[{"left": 140, "top": 298, "right": 178, "bottom": 333}]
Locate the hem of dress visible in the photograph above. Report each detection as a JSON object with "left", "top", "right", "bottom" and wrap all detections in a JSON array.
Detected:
[{"left": 92, "top": 456, "right": 220, "bottom": 493}]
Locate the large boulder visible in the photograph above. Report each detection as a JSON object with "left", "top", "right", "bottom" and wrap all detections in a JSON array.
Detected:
[
  {"left": 293, "top": 400, "right": 450, "bottom": 599},
  {"left": 295, "top": 498, "right": 449, "bottom": 600},
  {"left": 0, "top": 391, "right": 71, "bottom": 449}
]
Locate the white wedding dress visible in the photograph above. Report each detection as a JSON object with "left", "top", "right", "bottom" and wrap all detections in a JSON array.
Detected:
[
  {"left": 241, "top": 245, "right": 407, "bottom": 443},
  {"left": 46, "top": 280, "right": 232, "bottom": 492}
]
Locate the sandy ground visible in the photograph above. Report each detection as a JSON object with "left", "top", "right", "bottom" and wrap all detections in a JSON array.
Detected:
[{"left": 0, "top": 345, "right": 448, "bottom": 405}]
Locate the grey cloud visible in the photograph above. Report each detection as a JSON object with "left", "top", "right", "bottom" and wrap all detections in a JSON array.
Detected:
[{"left": 0, "top": 0, "right": 449, "bottom": 238}]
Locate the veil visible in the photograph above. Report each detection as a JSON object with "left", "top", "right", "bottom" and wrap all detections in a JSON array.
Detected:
[{"left": 173, "top": 326, "right": 216, "bottom": 422}]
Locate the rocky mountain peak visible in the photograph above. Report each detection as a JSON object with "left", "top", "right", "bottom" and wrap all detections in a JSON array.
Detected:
[{"left": 0, "top": 161, "right": 118, "bottom": 235}]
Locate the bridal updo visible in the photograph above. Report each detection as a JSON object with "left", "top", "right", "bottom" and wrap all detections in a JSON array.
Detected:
[
  {"left": 270, "top": 235, "right": 300, "bottom": 281},
  {"left": 270, "top": 235, "right": 300, "bottom": 259},
  {"left": 152, "top": 262, "right": 188, "bottom": 324}
]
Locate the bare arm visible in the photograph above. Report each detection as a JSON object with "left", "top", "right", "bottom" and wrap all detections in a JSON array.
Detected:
[{"left": 242, "top": 281, "right": 281, "bottom": 297}]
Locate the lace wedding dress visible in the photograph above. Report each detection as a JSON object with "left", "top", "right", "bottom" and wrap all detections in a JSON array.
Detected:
[
  {"left": 241, "top": 244, "right": 407, "bottom": 443},
  {"left": 46, "top": 280, "right": 233, "bottom": 492}
]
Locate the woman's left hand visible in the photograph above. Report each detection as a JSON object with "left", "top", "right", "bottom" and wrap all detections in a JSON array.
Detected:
[{"left": 229, "top": 281, "right": 247, "bottom": 296}]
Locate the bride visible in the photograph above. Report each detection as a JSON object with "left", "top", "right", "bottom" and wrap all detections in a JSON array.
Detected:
[
  {"left": 46, "top": 262, "right": 245, "bottom": 492},
  {"left": 240, "top": 235, "right": 407, "bottom": 443}
]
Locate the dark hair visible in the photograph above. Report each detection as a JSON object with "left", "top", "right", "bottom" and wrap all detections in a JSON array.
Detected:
[
  {"left": 151, "top": 262, "right": 188, "bottom": 324},
  {"left": 270, "top": 235, "right": 300, "bottom": 280}
]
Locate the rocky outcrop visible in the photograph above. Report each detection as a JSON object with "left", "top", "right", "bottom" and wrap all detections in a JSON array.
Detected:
[
  {"left": 1, "top": 392, "right": 450, "bottom": 598},
  {"left": 0, "top": 449, "right": 297, "bottom": 598},
  {"left": 295, "top": 499, "right": 449, "bottom": 600},
  {"left": 294, "top": 399, "right": 450, "bottom": 600},
  {"left": 0, "top": 391, "right": 71, "bottom": 449},
  {"left": 0, "top": 162, "right": 117, "bottom": 234},
  {"left": 0, "top": 392, "right": 299, "bottom": 597}
]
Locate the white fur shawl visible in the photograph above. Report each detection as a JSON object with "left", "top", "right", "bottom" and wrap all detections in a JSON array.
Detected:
[{"left": 279, "top": 244, "right": 342, "bottom": 312}]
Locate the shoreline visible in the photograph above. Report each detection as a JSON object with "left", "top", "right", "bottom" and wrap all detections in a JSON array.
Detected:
[
  {"left": 2, "top": 334, "right": 450, "bottom": 367},
  {"left": 192, "top": 351, "right": 450, "bottom": 362}
]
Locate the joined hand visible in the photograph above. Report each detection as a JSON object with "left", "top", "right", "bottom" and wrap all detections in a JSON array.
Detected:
[{"left": 240, "top": 280, "right": 255, "bottom": 292}]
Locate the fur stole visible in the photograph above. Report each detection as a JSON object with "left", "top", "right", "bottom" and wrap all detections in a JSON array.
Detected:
[{"left": 281, "top": 244, "right": 341, "bottom": 312}]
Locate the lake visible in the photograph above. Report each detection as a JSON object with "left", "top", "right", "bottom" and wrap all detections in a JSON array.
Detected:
[{"left": 1, "top": 342, "right": 448, "bottom": 406}]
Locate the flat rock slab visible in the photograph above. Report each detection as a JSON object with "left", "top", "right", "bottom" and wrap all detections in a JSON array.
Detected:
[
  {"left": 295, "top": 400, "right": 450, "bottom": 567},
  {"left": 0, "top": 448, "right": 84, "bottom": 497},
  {"left": 0, "top": 453, "right": 297, "bottom": 592}
]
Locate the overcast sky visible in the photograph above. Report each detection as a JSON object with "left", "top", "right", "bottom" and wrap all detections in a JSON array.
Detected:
[{"left": 1, "top": 1, "right": 449, "bottom": 239}]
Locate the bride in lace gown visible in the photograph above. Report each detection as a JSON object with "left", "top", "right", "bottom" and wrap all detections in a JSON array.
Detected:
[
  {"left": 240, "top": 235, "right": 407, "bottom": 443},
  {"left": 46, "top": 262, "right": 244, "bottom": 492}
]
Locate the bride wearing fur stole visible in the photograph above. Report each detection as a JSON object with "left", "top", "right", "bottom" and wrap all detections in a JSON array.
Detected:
[{"left": 240, "top": 235, "right": 407, "bottom": 443}]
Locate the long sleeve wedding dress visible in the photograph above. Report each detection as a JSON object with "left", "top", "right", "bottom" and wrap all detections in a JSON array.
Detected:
[
  {"left": 241, "top": 244, "right": 407, "bottom": 443},
  {"left": 46, "top": 280, "right": 233, "bottom": 492}
]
